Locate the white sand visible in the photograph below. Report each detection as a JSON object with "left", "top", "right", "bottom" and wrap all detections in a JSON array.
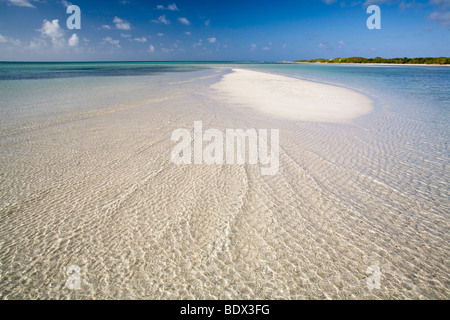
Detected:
[{"left": 211, "top": 68, "right": 373, "bottom": 123}]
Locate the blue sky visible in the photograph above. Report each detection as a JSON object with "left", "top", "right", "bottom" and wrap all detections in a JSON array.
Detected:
[{"left": 0, "top": 0, "right": 448, "bottom": 61}]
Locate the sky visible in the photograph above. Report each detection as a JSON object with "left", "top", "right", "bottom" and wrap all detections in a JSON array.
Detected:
[{"left": 0, "top": 0, "right": 449, "bottom": 61}]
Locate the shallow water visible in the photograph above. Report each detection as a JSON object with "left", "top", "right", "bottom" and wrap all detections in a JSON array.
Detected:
[{"left": 0, "top": 62, "right": 448, "bottom": 299}]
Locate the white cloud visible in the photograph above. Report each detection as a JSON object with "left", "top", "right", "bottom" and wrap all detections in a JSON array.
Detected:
[
  {"left": 398, "top": 1, "right": 417, "bottom": 10},
  {"left": 39, "top": 19, "right": 65, "bottom": 47},
  {"left": 318, "top": 42, "right": 329, "bottom": 49},
  {"left": 178, "top": 17, "right": 190, "bottom": 25},
  {"left": 5, "top": 0, "right": 36, "bottom": 8},
  {"left": 101, "top": 25, "right": 111, "bottom": 30},
  {"left": 68, "top": 33, "right": 79, "bottom": 47},
  {"left": 362, "top": 0, "right": 398, "bottom": 5},
  {"left": 39, "top": 19, "right": 64, "bottom": 39},
  {"left": 207, "top": 37, "right": 216, "bottom": 43},
  {"left": 29, "top": 38, "right": 46, "bottom": 49},
  {"left": 428, "top": 10, "right": 450, "bottom": 28},
  {"left": 113, "top": 17, "right": 131, "bottom": 30},
  {"left": 425, "top": 0, "right": 450, "bottom": 28},
  {"left": 156, "top": 3, "right": 179, "bottom": 11},
  {"left": 193, "top": 39, "right": 203, "bottom": 48},
  {"left": 152, "top": 15, "right": 170, "bottom": 25},
  {"left": 362, "top": 0, "right": 449, "bottom": 10},
  {"left": 121, "top": 33, "right": 132, "bottom": 38},
  {"left": 263, "top": 42, "right": 272, "bottom": 50},
  {"left": 134, "top": 37, "right": 147, "bottom": 42},
  {"left": 339, "top": 1, "right": 362, "bottom": 7},
  {"left": 185, "top": 31, "right": 192, "bottom": 35},
  {"left": 157, "top": 33, "right": 164, "bottom": 37},
  {"left": 61, "top": 0, "right": 71, "bottom": 7},
  {"left": 430, "top": 0, "right": 450, "bottom": 9},
  {"left": 102, "top": 37, "right": 120, "bottom": 48},
  {"left": 0, "top": 33, "right": 21, "bottom": 46},
  {"left": 161, "top": 46, "right": 174, "bottom": 53},
  {"left": 250, "top": 43, "right": 257, "bottom": 51},
  {"left": 148, "top": 44, "right": 155, "bottom": 53},
  {"left": 321, "top": 0, "right": 338, "bottom": 4},
  {"left": 205, "top": 19, "right": 211, "bottom": 27}
]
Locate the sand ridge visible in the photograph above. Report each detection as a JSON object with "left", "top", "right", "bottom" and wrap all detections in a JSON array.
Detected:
[{"left": 211, "top": 68, "right": 373, "bottom": 123}]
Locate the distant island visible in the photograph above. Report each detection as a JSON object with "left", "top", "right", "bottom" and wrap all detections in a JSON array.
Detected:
[{"left": 294, "top": 57, "right": 450, "bottom": 65}]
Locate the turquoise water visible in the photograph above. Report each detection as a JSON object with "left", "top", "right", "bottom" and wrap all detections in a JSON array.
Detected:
[
  {"left": 243, "top": 63, "right": 449, "bottom": 215},
  {"left": 1, "top": 62, "right": 448, "bottom": 180},
  {"left": 0, "top": 62, "right": 213, "bottom": 136},
  {"left": 0, "top": 61, "right": 448, "bottom": 200},
  {"left": 1, "top": 62, "right": 448, "bottom": 111},
  {"left": 244, "top": 63, "right": 450, "bottom": 181},
  {"left": 2, "top": 61, "right": 447, "bottom": 161},
  {"left": 0, "top": 62, "right": 207, "bottom": 80},
  {"left": 0, "top": 62, "right": 449, "bottom": 299},
  {"left": 246, "top": 63, "right": 450, "bottom": 114}
]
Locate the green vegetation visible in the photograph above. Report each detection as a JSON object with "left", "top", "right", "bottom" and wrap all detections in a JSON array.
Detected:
[{"left": 294, "top": 57, "right": 450, "bottom": 65}]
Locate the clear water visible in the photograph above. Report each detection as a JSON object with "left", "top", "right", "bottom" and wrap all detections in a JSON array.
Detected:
[
  {"left": 241, "top": 63, "right": 450, "bottom": 205},
  {"left": 0, "top": 62, "right": 211, "bottom": 137},
  {"left": 0, "top": 61, "right": 448, "bottom": 216},
  {"left": 2, "top": 61, "right": 447, "bottom": 186},
  {"left": 0, "top": 62, "right": 448, "bottom": 299}
]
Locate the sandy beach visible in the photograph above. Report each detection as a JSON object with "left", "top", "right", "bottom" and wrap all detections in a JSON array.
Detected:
[
  {"left": 0, "top": 67, "right": 448, "bottom": 300},
  {"left": 212, "top": 69, "right": 373, "bottom": 123}
]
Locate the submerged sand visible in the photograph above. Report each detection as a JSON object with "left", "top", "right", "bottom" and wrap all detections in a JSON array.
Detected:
[{"left": 0, "top": 68, "right": 448, "bottom": 299}]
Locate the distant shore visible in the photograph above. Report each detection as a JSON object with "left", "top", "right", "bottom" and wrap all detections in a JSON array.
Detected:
[
  {"left": 293, "top": 57, "right": 450, "bottom": 66},
  {"left": 293, "top": 62, "right": 450, "bottom": 67}
]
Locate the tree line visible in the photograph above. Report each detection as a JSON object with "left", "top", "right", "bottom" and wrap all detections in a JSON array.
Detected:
[{"left": 294, "top": 57, "right": 450, "bottom": 65}]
